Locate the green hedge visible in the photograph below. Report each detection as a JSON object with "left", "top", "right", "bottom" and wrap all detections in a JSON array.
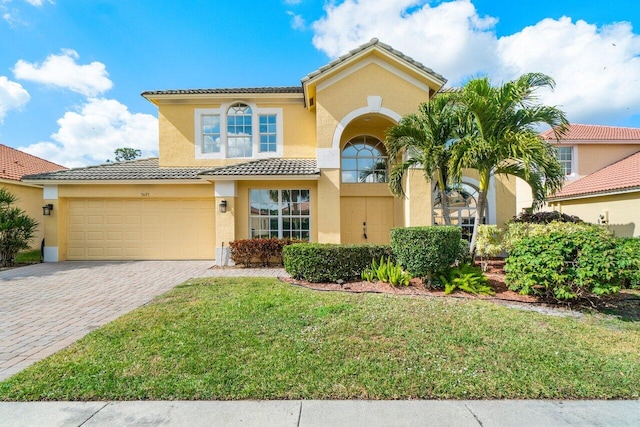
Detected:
[
  {"left": 505, "top": 225, "right": 621, "bottom": 300},
  {"left": 283, "top": 243, "right": 393, "bottom": 283},
  {"left": 616, "top": 238, "right": 640, "bottom": 289},
  {"left": 390, "top": 226, "right": 462, "bottom": 279}
]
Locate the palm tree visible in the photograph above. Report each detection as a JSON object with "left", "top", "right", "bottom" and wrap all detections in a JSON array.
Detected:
[
  {"left": 385, "top": 93, "right": 459, "bottom": 225},
  {"left": 450, "top": 73, "right": 568, "bottom": 256}
]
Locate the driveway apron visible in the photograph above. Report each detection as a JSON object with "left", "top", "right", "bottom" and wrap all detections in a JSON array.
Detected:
[{"left": 0, "top": 261, "right": 285, "bottom": 381}]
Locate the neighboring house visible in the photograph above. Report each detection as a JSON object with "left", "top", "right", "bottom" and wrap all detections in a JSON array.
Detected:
[
  {"left": 0, "top": 144, "right": 67, "bottom": 249},
  {"left": 542, "top": 125, "right": 640, "bottom": 237},
  {"left": 24, "top": 39, "right": 519, "bottom": 263}
]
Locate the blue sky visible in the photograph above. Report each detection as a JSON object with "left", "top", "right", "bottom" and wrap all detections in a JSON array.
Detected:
[{"left": 1, "top": 0, "right": 639, "bottom": 167}]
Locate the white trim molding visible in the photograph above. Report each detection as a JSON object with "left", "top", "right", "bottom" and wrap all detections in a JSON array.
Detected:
[
  {"left": 317, "top": 148, "right": 341, "bottom": 169},
  {"left": 195, "top": 103, "right": 284, "bottom": 160},
  {"left": 331, "top": 99, "right": 402, "bottom": 150},
  {"left": 43, "top": 246, "right": 58, "bottom": 262},
  {"left": 43, "top": 185, "right": 58, "bottom": 200},
  {"left": 215, "top": 181, "right": 237, "bottom": 198}
]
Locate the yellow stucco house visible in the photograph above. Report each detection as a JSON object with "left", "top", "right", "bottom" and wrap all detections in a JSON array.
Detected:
[
  {"left": 24, "top": 39, "right": 518, "bottom": 263},
  {"left": 543, "top": 124, "right": 640, "bottom": 237},
  {"left": 1, "top": 144, "right": 66, "bottom": 249}
]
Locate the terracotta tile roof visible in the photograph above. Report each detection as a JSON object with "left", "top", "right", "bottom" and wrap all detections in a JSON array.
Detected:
[
  {"left": 22, "top": 158, "right": 209, "bottom": 181},
  {"left": 541, "top": 124, "right": 640, "bottom": 142},
  {"left": 22, "top": 157, "right": 320, "bottom": 182},
  {"left": 549, "top": 151, "right": 640, "bottom": 200},
  {"left": 200, "top": 158, "right": 319, "bottom": 178},
  {"left": 142, "top": 87, "right": 303, "bottom": 97},
  {"left": 0, "top": 144, "right": 66, "bottom": 182},
  {"left": 301, "top": 38, "right": 446, "bottom": 86}
]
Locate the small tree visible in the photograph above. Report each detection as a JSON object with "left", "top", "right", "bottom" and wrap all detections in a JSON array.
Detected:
[
  {"left": 112, "top": 147, "right": 142, "bottom": 162},
  {"left": 0, "top": 188, "right": 38, "bottom": 267}
]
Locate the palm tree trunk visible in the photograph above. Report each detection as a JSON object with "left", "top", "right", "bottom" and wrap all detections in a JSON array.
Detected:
[
  {"left": 438, "top": 181, "right": 452, "bottom": 226},
  {"left": 469, "top": 172, "right": 490, "bottom": 261},
  {"left": 437, "top": 170, "right": 451, "bottom": 225}
]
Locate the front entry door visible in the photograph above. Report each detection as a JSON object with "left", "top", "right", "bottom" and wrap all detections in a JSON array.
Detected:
[{"left": 341, "top": 197, "right": 394, "bottom": 244}]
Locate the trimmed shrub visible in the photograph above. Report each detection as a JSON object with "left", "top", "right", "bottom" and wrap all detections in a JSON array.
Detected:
[
  {"left": 283, "top": 243, "right": 393, "bottom": 283},
  {"left": 390, "top": 226, "right": 461, "bottom": 281},
  {"left": 475, "top": 225, "right": 504, "bottom": 271},
  {"left": 229, "top": 238, "right": 301, "bottom": 267},
  {"left": 502, "top": 220, "right": 598, "bottom": 254},
  {"left": 505, "top": 225, "right": 621, "bottom": 301},
  {"left": 616, "top": 238, "right": 640, "bottom": 289},
  {"left": 512, "top": 210, "right": 582, "bottom": 224}
]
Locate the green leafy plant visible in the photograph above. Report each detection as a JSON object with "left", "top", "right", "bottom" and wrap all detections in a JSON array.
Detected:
[
  {"left": 0, "top": 188, "right": 38, "bottom": 267},
  {"left": 616, "top": 238, "right": 640, "bottom": 289},
  {"left": 283, "top": 243, "right": 393, "bottom": 283},
  {"left": 438, "top": 264, "right": 494, "bottom": 295},
  {"left": 475, "top": 225, "right": 504, "bottom": 271},
  {"left": 390, "top": 226, "right": 461, "bottom": 286},
  {"left": 505, "top": 226, "right": 622, "bottom": 301},
  {"left": 362, "top": 257, "right": 411, "bottom": 287}
]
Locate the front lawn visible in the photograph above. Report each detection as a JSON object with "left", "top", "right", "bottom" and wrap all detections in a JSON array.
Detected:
[{"left": 1, "top": 278, "right": 638, "bottom": 400}]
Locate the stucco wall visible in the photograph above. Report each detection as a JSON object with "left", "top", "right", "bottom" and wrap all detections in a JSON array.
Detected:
[
  {"left": 573, "top": 144, "right": 640, "bottom": 178},
  {"left": 1, "top": 181, "right": 45, "bottom": 250},
  {"left": 157, "top": 100, "right": 316, "bottom": 167},
  {"left": 550, "top": 192, "right": 639, "bottom": 237}
]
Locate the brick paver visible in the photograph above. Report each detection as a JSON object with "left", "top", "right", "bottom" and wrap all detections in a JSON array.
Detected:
[{"left": 0, "top": 261, "right": 287, "bottom": 381}]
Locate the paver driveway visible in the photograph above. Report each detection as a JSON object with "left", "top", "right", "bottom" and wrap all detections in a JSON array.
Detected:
[{"left": 0, "top": 261, "right": 287, "bottom": 381}]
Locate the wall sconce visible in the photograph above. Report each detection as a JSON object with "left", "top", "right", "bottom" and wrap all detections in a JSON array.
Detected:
[
  {"left": 42, "top": 204, "right": 54, "bottom": 216},
  {"left": 219, "top": 200, "right": 227, "bottom": 214}
]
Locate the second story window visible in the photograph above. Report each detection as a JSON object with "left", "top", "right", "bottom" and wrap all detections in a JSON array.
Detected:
[
  {"left": 196, "top": 103, "right": 283, "bottom": 160},
  {"left": 556, "top": 146, "right": 573, "bottom": 176},
  {"left": 227, "top": 103, "right": 253, "bottom": 158},
  {"left": 341, "top": 136, "right": 388, "bottom": 183},
  {"left": 202, "top": 114, "right": 221, "bottom": 153},
  {"left": 259, "top": 114, "right": 277, "bottom": 153}
]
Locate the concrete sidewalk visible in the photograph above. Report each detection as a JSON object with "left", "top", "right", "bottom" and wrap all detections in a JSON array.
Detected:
[{"left": 1, "top": 399, "right": 639, "bottom": 426}]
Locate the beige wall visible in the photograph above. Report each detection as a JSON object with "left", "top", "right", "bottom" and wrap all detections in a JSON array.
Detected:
[
  {"left": 550, "top": 191, "right": 639, "bottom": 237},
  {"left": 1, "top": 181, "right": 45, "bottom": 250},
  {"left": 157, "top": 100, "right": 316, "bottom": 167},
  {"left": 573, "top": 144, "right": 640, "bottom": 178},
  {"left": 315, "top": 62, "right": 429, "bottom": 150}
]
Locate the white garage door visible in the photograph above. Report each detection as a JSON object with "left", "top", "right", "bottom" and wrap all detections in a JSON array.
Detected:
[{"left": 66, "top": 198, "right": 215, "bottom": 260}]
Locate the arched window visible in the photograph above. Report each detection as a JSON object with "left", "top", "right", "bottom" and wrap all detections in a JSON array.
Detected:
[
  {"left": 433, "top": 182, "right": 486, "bottom": 241},
  {"left": 341, "top": 136, "right": 388, "bottom": 183},
  {"left": 227, "top": 103, "right": 253, "bottom": 158}
]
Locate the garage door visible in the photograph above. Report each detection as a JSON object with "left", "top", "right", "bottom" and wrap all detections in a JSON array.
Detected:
[{"left": 66, "top": 198, "right": 215, "bottom": 260}]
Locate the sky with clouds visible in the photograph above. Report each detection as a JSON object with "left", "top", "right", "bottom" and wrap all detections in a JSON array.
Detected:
[{"left": 0, "top": 0, "right": 639, "bottom": 167}]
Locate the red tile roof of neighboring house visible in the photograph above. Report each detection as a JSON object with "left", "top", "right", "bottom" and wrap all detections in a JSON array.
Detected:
[
  {"left": 0, "top": 144, "right": 66, "bottom": 182},
  {"left": 549, "top": 150, "right": 640, "bottom": 200},
  {"left": 541, "top": 124, "right": 640, "bottom": 142}
]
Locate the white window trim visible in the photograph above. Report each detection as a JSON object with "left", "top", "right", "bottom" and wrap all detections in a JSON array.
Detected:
[
  {"left": 557, "top": 145, "right": 577, "bottom": 180},
  {"left": 249, "top": 189, "right": 311, "bottom": 241},
  {"left": 195, "top": 103, "right": 283, "bottom": 160}
]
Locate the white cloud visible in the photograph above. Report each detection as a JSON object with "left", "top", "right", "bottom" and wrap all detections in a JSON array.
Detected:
[
  {"left": 13, "top": 49, "right": 113, "bottom": 96},
  {"left": 310, "top": 0, "right": 640, "bottom": 125},
  {"left": 0, "top": 76, "right": 30, "bottom": 123},
  {"left": 287, "top": 11, "right": 306, "bottom": 30},
  {"left": 496, "top": 18, "right": 640, "bottom": 124},
  {"left": 312, "top": 0, "right": 499, "bottom": 83},
  {"left": 19, "top": 98, "right": 158, "bottom": 167}
]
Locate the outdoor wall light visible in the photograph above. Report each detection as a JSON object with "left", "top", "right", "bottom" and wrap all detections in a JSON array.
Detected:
[
  {"left": 42, "top": 204, "right": 54, "bottom": 216},
  {"left": 219, "top": 200, "right": 227, "bottom": 214}
]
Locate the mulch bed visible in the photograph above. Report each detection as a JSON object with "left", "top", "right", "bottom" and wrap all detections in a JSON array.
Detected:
[{"left": 280, "top": 261, "right": 640, "bottom": 319}]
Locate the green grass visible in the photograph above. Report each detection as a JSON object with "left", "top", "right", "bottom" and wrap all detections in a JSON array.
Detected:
[
  {"left": 1, "top": 278, "right": 639, "bottom": 401},
  {"left": 15, "top": 249, "right": 41, "bottom": 264}
]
